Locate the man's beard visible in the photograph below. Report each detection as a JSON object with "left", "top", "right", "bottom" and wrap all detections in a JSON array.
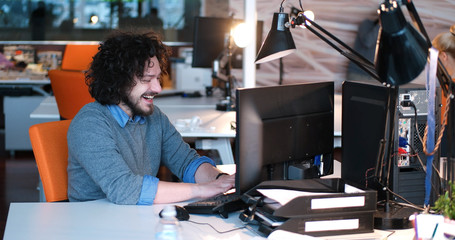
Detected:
[{"left": 122, "top": 95, "right": 154, "bottom": 117}]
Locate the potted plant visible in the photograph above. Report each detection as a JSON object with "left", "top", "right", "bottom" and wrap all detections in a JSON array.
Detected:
[
  {"left": 433, "top": 181, "right": 455, "bottom": 237},
  {"left": 433, "top": 181, "right": 455, "bottom": 220}
]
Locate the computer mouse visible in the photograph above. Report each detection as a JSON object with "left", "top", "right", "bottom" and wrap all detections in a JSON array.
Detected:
[{"left": 159, "top": 205, "right": 190, "bottom": 221}]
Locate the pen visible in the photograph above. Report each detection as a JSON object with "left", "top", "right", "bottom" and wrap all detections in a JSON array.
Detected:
[{"left": 431, "top": 223, "right": 439, "bottom": 239}]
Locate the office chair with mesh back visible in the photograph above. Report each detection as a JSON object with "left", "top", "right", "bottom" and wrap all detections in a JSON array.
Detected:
[
  {"left": 29, "top": 120, "right": 71, "bottom": 202},
  {"left": 48, "top": 70, "right": 94, "bottom": 120}
]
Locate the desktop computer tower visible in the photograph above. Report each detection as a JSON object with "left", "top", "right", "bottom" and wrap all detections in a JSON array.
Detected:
[{"left": 342, "top": 81, "right": 441, "bottom": 205}]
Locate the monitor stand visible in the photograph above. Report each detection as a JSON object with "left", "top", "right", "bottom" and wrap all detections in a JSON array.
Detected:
[
  {"left": 216, "top": 98, "right": 235, "bottom": 111},
  {"left": 213, "top": 55, "right": 235, "bottom": 112}
]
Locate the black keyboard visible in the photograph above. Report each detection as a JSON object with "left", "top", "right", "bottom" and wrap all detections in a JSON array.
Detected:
[{"left": 184, "top": 193, "right": 246, "bottom": 218}]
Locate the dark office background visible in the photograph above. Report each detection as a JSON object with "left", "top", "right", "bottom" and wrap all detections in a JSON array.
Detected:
[{"left": 0, "top": 0, "right": 213, "bottom": 42}]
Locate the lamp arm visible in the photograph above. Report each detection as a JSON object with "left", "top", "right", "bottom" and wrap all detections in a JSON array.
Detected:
[
  {"left": 293, "top": 14, "right": 381, "bottom": 82},
  {"left": 403, "top": 0, "right": 432, "bottom": 47}
]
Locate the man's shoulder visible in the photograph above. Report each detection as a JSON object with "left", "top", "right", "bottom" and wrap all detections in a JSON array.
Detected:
[
  {"left": 77, "top": 101, "right": 108, "bottom": 116},
  {"left": 71, "top": 102, "right": 114, "bottom": 127}
]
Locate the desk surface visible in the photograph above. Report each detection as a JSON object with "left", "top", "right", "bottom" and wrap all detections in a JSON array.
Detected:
[
  {"left": 0, "top": 74, "right": 50, "bottom": 96},
  {"left": 0, "top": 70, "right": 49, "bottom": 84},
  {"left": 2, "top": 165, "right": 409, "bottom": 240},
  {"left": 0, "top": 79, "right": 50, "bottom": 84},
  {"left": 4, "top": 198, "right": 415, "bottom": 240},
  {"left": 4, "top": 199, "right": 260, "bottom": 240}
]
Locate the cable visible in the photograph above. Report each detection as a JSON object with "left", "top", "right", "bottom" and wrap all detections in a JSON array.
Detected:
[
  {"left": 408, "top": 144, "right": 442, "bottom": 181},
  {"left": 409, "top": 103, "right": 443, "bottom": 179},
  {"left": 407, "top": 144, "right": 427, "bottom": 172},
  {"left": 380, "top": 186, "right": 424, "bottom": 211},
  {"left": 401, "top": 103, "right": 444, "bottom": 199},
  {"left": 187, "top": 220, "right": 246, "bottom": 234},
  {"left": 419, "top": 93, "right": 451, "bottom": 156},
  {"left": 378, "top": 146, "right": 441, "bottom": 210},
  {"left": 364, "top": 167, "right": 377, "bottom": 188},
  {"left": 406, "top": 102, "right": 425, "bottom": 155},
  {"left": 399, "top": 102, "right": 443, "bottom": 196},
  {"left": 408, "top": 144, "right": 444, "bottom": 197}
]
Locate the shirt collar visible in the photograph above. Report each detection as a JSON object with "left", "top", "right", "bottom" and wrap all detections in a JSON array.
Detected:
[{"left": 107, "top": 104, "right": 146, "bottom": 128}]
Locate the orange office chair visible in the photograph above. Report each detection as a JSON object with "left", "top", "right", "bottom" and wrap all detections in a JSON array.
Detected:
[
  {"left": 29, "top": 120, "right": 72, "bottom": 202},
  {"left": 61, "top": 44, "right": 99, "bottom": 71},
  {"left": 48, "top": 69, "right": 95, "bottom": 120}
]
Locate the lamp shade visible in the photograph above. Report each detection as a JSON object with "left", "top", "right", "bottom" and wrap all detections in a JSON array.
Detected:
[
  {"left": 374, "top": 1, "right": 429, "bottom": 85},
  {"left": 255, "top": 12, "right": 296, "bottom": 64}
]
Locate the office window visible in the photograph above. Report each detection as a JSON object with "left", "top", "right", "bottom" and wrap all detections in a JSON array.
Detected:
[{"left": 0, "top": 0, "right": 194, "bottom": 42}]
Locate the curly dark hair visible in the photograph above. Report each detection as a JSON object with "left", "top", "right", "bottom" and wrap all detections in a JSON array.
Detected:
[{"left": 86, "top": 31, "right": 171, "bottom": 105}]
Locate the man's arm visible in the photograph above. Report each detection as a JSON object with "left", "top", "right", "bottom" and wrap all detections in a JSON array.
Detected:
[
  {"left": 152, "top": 163, "right": 235, "bottom": 204},
  {"left": 138, "top": 161, "right": 235, "bottom": 205},
  {"left": 153, "top": 176, "right": 234, "bottom": 204},
  {"left": 194, "top": 162, "right": 224, "bottom": 183}
]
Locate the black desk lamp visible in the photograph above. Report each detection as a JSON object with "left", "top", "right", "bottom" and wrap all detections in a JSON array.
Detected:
[
  {"left": 255, "top": 0, "right": 453, "bottom": 230},
  {"left": 255, "top": 8, "right": 296, "bottom": 64}
]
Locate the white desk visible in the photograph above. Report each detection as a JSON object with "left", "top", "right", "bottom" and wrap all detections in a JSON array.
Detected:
[
  {"left": 156, "top": 97, "right": 236, "bottom": 164},
  {"left": 3, "top": 198, "right": 415, "bottom": 240},
  {"left": 0, "top": 77, "right": 51, "bottom": 153},
  {"left": 3, "top": 199, "right": 261, "bottom": 240}
]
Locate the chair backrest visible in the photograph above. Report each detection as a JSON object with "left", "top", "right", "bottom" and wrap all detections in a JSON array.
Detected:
[
  {"left": 61, "top": 44, "right": 99, "bottom": 71},
  {"left": 29, "top": 120, "right": 72, "bottom": 202},
  {"left": 48, "top": 69, "right": 95, "bottom": 120}
]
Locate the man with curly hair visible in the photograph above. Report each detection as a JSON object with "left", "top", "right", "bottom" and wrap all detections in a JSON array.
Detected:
[{"left": 67, "top": 31, "right": 234, "bottom": 205}]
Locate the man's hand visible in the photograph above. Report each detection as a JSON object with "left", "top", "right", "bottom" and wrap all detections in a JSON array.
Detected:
[
  {"left": 154, "top": 163, "right": 236, "bottom": 204},
  {"left": 194, "top": 174, "right": 235, "bottom": 199}
]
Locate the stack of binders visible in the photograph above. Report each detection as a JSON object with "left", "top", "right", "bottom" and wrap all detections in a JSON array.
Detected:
[{"left": 240, "top": 178, "right": 377, "bottom": 237}]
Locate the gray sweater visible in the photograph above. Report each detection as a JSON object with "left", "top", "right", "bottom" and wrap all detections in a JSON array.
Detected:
[{"left": 67, "top": 102, "right": 199, "bottom": 204}]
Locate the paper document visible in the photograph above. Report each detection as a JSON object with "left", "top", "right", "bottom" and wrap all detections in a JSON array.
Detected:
[
  {"left": 258, "top": 189, "right": 335, "bottom": 206},
  {"left": 257, "top": 184, "right": 365, "bottom": 207}
]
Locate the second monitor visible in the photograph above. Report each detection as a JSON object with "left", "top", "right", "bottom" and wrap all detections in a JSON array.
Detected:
[{"left": 192, "top": 16, "right": 263, "bottom": 69}]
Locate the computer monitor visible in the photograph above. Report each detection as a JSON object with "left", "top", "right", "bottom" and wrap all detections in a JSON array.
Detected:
[
  {"left": 235, "top": 82, "right": 335, "bottom": 194},
  {"left": 341, "top": 81, "right": 391, "bottom": 192},
  {"left": 191, "top": 16, "right": 263, "bottom": 69}
]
